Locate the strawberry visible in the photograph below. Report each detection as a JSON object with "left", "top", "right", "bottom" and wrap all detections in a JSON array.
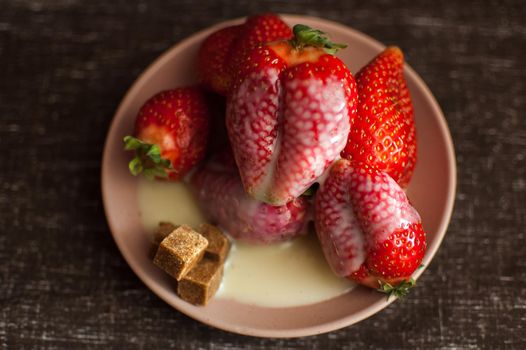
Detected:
[
  {"left": 197, "top": 14, "right": 292, "bottom": 95},
  {"left": 227, "top": 24, "right": 358, "bottom": 205},
  {"left": 197, "top": 25, "right": 242, "bottom": 95},
  {"left": 315, "top": 159, "right": 426, "bottom": 297},
  {"left": 123, "top": 88, "right": 210, "bottom": 180},
  {"left": 341, "top": 47, "right": 416, "bottom": 187},
  {"left": 229, "top": 13, "right": 293, "bottom": 56},
  {"left": 191, "top": 152, "right": 309, "bottom": 244}
]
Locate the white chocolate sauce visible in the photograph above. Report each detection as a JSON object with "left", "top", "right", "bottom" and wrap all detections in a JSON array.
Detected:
[
  {"left": 138, "top": 178, "right": 355, "bottom": 307},
  {"left": 137, "top": 178, "right": 205, "bottom": 233},
  {"left": 217, "top": 232, "right": 355, "bottom": 307}
]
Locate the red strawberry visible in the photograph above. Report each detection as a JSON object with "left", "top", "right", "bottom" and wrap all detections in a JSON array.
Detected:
[
  {"left": 227, "top": 24, "right": 358, "bottom": 205},
  {"left": 197, "top": 25, "right": 242, "bottom": 95},
  {"left": 341, "top": 47, "right": 416, "bottom": 187},
  {"left": 229, "top": 13, "right": 292, "bottom": 56},
  {"left": 124, "top": 88, "right": 210, "bottom": 180},
  {"left": 191, "top": 152, "right": 309, "bottom": 244},
  {"left": 197, "top": 14, "right": 292, "bottom": 96},
  {"left": 315, "top": 159, "right": 426, "bottom": 297}
]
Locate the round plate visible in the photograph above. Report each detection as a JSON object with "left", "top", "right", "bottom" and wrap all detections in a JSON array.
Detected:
[{"left": 101, "top": 15, "right": 456, "bottom": 338}]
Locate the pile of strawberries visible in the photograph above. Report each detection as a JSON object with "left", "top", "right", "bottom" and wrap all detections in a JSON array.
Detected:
[{"left": 124, "top": 14, "right": 426, "bottom": 297}]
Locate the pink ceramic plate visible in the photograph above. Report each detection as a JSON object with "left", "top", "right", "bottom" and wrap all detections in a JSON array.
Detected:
[{"left": 101, "top": 15, "right": 456, "bottom": 338}]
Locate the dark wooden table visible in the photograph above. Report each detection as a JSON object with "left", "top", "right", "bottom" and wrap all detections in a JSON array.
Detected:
[{"left": 1, "top": 1, "right": 525, "bottom": 348}]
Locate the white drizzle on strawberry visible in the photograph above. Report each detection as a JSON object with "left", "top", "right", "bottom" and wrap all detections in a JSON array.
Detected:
[
  {"left": 269, "top": 76, "right": 350, "bottom": 203},
  {"left": 315, "top": 160, "right": 366, "bottom": 276},
  {"left": 349, "top": 167, "right": 421, "bottom": 246},
  {"left": 227, "top": 67, "right": 282, "bottom": 200},
  {"left": 226, "top": 26, "right": 358, "bottom": 205},
  {"left": 315, "top": 159, "right": 423, "bottom": 280}
]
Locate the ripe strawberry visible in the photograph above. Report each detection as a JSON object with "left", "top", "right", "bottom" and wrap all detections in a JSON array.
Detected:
[
  {"left": 229, "top": 13, "right": 293, "bottom": 56},
  {"left": 315, "top": 159, "right": 426, "bottom": 297},
  {"left": 197, "top": 25, "right": 242, "bottom": 95},
  {"left": 197, "top": 14, "right": 292, "bottom": 95},
  {"left": 123, "top": 88, "right": 210, "bottom": 180},
  {"left": 341, "top": 47, "right": 416, "bottom": 187},
  {"left": 227, "top": 24, "right": 358, "bottom": 205},
  {"left": 191, "top": 152, "right": 309, "bottom": 244}
]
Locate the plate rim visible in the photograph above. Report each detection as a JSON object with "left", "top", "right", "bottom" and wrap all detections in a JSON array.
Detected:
[{"left": 101, "top": 14, "right": 457, "bottom": 338}]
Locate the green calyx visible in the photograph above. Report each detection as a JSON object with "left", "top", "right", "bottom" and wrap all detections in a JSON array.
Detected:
[
  {"left": 123, "top": 136, "right": 172, "bottom": 180},
  {"left": 290, "top": 24, "right": 347, "bottom": 54},
  {"left": 377, "top": 278, "right": 416, "bottom": 300}
]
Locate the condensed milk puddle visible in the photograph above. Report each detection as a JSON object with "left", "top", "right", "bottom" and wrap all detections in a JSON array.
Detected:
[
  {"left": 138, "top": 178, "right": 355, "bottom": 308},
  {"left": 217, "top": 232, "right": 355, "bottom": 307},
  {"left": 138, "top": 178, "right": 205, "bottom": 232}
]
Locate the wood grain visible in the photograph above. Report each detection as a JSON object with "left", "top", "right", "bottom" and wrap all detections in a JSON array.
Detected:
[{"left": 1, "top": 0, "right": 525, "bottom": 348}]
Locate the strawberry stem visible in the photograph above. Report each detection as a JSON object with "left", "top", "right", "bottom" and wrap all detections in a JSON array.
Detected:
[
  {"left": 377, "top": 278, "right": 416, "bottom": 300},
  {"left": 123, "top": 136, "right": 172, "bottom": 180},
  {"left": 290, "top": 24, "right": 347, "bottom": 54}
]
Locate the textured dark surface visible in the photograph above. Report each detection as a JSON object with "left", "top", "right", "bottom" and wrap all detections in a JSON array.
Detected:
[{"left": 1, "top": 0, "right": 525, "bottom": 349}]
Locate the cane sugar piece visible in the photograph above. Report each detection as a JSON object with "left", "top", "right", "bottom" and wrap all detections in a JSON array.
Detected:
[
  {"left": 154, "top": 222, "right": 178, "bottom": 245},
  {"left": 153, "top": 225, "right": 208, "bottom": 281},
  {"left": 199, "top": 223, "right": 231, "bottom": 262},
  {"left": 177, "top": 258, "right": 224, "bottom": 306},
  {"left": 149, "top": 222, "right": 179, "bottom": 259}
]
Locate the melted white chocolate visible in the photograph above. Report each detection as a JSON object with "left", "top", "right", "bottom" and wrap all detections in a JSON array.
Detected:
[
  {"left": 137, "top": 178, "right": 205, "bottom": 232},
  {"left": 217, "top": 232, "right": 355, "bottom": 307},
  {"left": 138, "top": 178, "right": 355, "bottom": 307}
]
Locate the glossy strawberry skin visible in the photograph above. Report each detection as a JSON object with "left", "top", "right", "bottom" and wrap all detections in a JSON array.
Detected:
[
  {"left": 197, "top": 14, "right": 292, "bottom": 96},
  {"left": 227, "top": 40, "right": 357, "bottom": 205},
  {"left": 341, "top": 47, "right": 416, "bottom": 187},
  {"left": 353, "top": 223, "right": 426, "bottom": 288},
  {"left": 230, "top": 13, "right": 293, "bottom": 54},
  {"left": 197, "top": 25, "right": 242, "bottom": 95},
  {"left": 315, "top": 159, "right": 426, "bottom": 289},
  {"left": 134, "top": 88, "right": 210, "bottom": 180},
  {"left": 190, "top": 153, "right": 309, "bottom": 244}
]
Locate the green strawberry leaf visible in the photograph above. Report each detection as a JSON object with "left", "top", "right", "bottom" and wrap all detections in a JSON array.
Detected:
[
  {"left": 291, "top": 24, "right": 347, "bottom": 54},
  {"left": 123, "top": 136, "right": 172, "bottom": 179},
  {"left": 377, "top": 278, "right": 416, "bottom": 300},
  {"left": 146, "top": 144, "right": 162, "bottom": 163},
  {"left": 128, "top": 157, "right": 143, "bottom": 176},
  {"left": 124, "top": 135, "right": 144, "bottom": 150}
]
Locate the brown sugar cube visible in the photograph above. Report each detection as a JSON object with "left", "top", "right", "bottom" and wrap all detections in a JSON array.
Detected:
[
  {"left": 153, "top": 222, "right": 178, "bottom": 245},
  {"left": 199, "top": 223, "right": 231, "bottom": 262},
  {"left": 177, "top": 258, "right": 224, "bottom": 306},
  {"left": 153, "top": 225, "right": 208, "bottom": 281},
  {"left": 149, "top": 222, "right": 179, "bottom": 260}
]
